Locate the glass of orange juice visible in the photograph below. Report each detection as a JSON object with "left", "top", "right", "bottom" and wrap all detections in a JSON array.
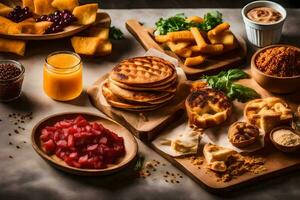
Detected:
[{"left": 44, "top": 51, "right": 82, "bottom": 101}]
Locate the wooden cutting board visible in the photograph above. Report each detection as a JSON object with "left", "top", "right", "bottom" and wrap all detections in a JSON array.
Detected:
[
  {"left": 126, "top": 19, "right": 247, "bottom": 80},
  {"left": 150, "top": 74, "right": 300, "bottom": 193}
]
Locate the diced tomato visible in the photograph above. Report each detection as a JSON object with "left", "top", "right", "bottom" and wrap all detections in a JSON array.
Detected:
[
  {"left": 40, "top": 115, "right": 125, "bottom": 169},
  {"left": 67, "top": 135, "right": 74, "bottom": 147},
  {"left": 43, "top": 139, "right": 56, "bottom": 153}
]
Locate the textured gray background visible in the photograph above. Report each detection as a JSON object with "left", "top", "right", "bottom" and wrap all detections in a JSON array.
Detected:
[{"left": 0, "top": 9, "right": 300, "bottom": 200}]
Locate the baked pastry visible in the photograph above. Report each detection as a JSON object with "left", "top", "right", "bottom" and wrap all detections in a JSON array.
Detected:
[
  {"left": 244, "top": 97, "right": 293, "bottom": 133},
  {"left": 110, "top": 56, "right": 175, "bottom": 85},
  {"left": 228, "top": 122, "right": 259, "bottom": 148},
  {"left": 203, "top": 143, "right": 235, "bottom": 172},
  {"left": 102, "top": 56, "right": 178, "bottom": 112},
  {"left": 185, "top": 88, "right": 232, "bottom": 128}
]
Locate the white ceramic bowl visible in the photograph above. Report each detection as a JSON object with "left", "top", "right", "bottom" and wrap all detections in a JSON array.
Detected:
[{"left": 242, "top": 1, "right": 287, "bottom": 47}]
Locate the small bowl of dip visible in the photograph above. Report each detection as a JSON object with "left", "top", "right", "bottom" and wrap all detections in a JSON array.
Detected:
[
  {"left": 270, "top": 126, "right": 300, "bottom": 153},
  {"left": 242, "top": 1, "right": 287, "bottom": 47}
]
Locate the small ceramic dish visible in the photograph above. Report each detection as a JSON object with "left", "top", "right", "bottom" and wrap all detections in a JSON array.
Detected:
[
  {"left": 269, "top": 126, "right": 300, "bottom": 153},
  {"left": 251, "top": 44, "right": 300, "bottom": 94},
  {"left": 31, "top": 112, "right": 138, "bottom": 176},
  {"left": 241, "top": 1, "right": 287, "bottom": 47}
]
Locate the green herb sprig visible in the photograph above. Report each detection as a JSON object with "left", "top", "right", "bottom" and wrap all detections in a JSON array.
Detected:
[
  {"left": 154, "top": 11, "right": 223, "bottom": 35},
  {"left": 203, "top": 69, "right": 260, "bottom": 103},
  {"left": 109, "top": 26, "right": 124, "bottom": 40}
]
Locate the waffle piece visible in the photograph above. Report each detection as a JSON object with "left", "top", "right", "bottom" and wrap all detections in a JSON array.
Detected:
[
  {"left": 228, "top": 122, "right": 260, "bottom": 148},
  {"left": 102, "top": 83, "right": 162, "bottom": 111},
  {"left": 185, "top": 88, "right": 232, "bottom": 128},
  {"left": 108, "top": 75, "right": 178, "bottom": 92},
  {"left": 107, "top": 80, "right": 173, "bottom": 103},
  {"left": 244, "top": 97, "right": 293, "bottom": 133},
  {"left": 110, "top": 56, "right": 175, "bottom": 85}
]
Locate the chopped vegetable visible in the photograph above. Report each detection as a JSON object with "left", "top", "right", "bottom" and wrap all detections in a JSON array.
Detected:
[
  {"left": 154, "top": 11, "right": 223, "bottom": 35},
  {"left": 109, "top": 26, "right": 124, "bottom": 40},
  {"left": 200, "top": 11, "right": 223, "bottom": 31},
  {"left": 203, "top": 69, "right": 260, "bottom": 102}
]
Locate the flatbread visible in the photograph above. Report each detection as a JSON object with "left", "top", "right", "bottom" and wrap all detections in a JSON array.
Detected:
[{"left": 110, "top": 56, "right": 175, "bottom": 85}]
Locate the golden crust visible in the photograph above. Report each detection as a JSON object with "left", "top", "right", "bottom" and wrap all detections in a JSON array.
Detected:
[
  {"left": 185, "top": 88, "right": 232, "bottom": 128},
  {"left": 110, "top": 56, "right": 175, "bottom": 85},
  {"left": 244, "top": 97, "right": 293, "bottom": 133},
  {"left": 228, "top": 122, "right": 259, "bottom": 148}
]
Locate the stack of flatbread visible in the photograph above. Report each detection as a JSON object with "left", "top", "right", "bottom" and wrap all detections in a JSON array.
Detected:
[{"left": 102, "top": 56, "right": 178, "bottom": 112}]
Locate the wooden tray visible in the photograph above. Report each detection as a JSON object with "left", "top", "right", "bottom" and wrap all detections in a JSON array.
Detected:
[
  {"left": 150, "top": 74, "right": 300, "bottom": 193},
  {"left": 126, "top": 19, "right": 247, "bottom": 80}
]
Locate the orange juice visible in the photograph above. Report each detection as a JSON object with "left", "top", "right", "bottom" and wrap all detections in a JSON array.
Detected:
[{"left": 43, "top": 51, "right": 82, "bottom": 101}]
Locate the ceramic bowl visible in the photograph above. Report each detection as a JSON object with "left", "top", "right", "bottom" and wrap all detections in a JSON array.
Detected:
[
  {"left": 251, "top": 44, "right": 300, "bottom": 94},
  {"left": 242, "top": 1, "right": 287, "bottom": 47},
  {"left": 269, "top": 126, "right": 300, "bottom": 153}
]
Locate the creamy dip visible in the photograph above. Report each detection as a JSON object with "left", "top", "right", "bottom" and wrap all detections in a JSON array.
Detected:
[{"left": 247, "top": 7, "right": 282, "bottom": 23}]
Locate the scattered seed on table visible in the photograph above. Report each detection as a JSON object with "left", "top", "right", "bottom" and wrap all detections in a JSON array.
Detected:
[
  {"left": 9, "top": 142, "right": 13, "bottom": 145},
  {"left": 176, "top": 181, "right": 180, "bottom": 183},
  {"left": 9, "top": 155, "right": 13, "bottom": 159},
  {"left": 8, "top": 133, "right": 12, "bottom": 136},
  {"left": 16, "top": 145, "right": 20, "bottom": 149},
  {"left": 23, "top": 141, "right": 26, "bottom": 143},
  {"left": 14, "top": 130, "right": 19, "bottom": 134},
  {"left": 165, "top": 180, "right": 168, "bottom": 182}
]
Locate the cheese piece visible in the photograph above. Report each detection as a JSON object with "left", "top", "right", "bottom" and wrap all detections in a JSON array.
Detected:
[
  {"left": 18, "top": 21, "right": 52, "bottom": 34},
  {"left": 34, "top": 0, "right": 55, "bottom": 15},
  {"left": 0, "top": 3, "right": 13, "bottom": 16},
  {"left": 95, "top": 40, "right": 112, "bottom": 56},
  {"left": 159, "top": 126, "right": 202, "bottom": 156},
  {"left": 72, "top": 3, "right": 98, "bottom": 25},
  {"left": 0, "top": 38, "right": 26, "bottom": 56},
  {"left": 86, "top": 27, "right": 109, "bottom": 39},
  {"left": 22, "top": 0, "right": 35, "bottom": 12},
  {"left": 0, "top": 16, "right": 21, "bottom": 35},
  {"left": 203, "top": 143, "right": 234, "bottom": 172},
  {"left": 71, "top": 36, "right": 101, "bottom": 55},
  {"left": 51, "top": 0, "right": 79, "bottom": 11}
]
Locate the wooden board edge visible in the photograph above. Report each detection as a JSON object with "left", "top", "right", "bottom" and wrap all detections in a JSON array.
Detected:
[{"left": 149, "top": 142, "right": 300, "bottom": 193}]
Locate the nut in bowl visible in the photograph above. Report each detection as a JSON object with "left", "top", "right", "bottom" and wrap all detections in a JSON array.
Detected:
[
  {"left": 242, "top": 1, "right": 287, "bottom": 47},
  {"left": 251, "top": 44, "right": 300, "bottom": 94}
]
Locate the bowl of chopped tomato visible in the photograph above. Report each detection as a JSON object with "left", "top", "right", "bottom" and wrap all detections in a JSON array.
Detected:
[{"left": 31, "top": 112, "right": 138, "bottom": 176}]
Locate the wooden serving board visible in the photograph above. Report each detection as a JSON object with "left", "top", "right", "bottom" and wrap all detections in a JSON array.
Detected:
[
  {"left": 150, "top": 74, "right": 300, "bottom": 193},
  {"left": 126, "top": 19, "right": 247, "bottom": 80}
]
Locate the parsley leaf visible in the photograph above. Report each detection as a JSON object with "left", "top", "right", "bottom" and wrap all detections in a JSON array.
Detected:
[
  {"left": 109, "top": 26, "right": 124, "bottom": 40},
  {"left": 203, "top": 69, "right": 260, "bottom": 103},
  {"left": 154, "top": 11, "right": 223, "bottom": 35}
]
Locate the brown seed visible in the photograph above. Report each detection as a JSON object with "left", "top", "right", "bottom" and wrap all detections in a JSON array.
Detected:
[
  {"left": 179, "top": 176, "right": 183, "bottom": 178},
  {"left": 176, "top": 181, "right": 180, "bottom": 183},
  {"left": 16, "top": 146, "right": 20, "bottom": 149},
  {"left": 165, "top": 180, "right": 168, "bottom": 182},
  {"left": 8, "top": 133, "right": 11, "bottom": 136},
  {"left": 14, "top": 122, "right": 17, "bottom": 125},
  {"left": 166, "top": 171, "right": 170, "bottom": 175},
  {"left": 9, "top": 142, "right": 13, "bottom": 145},
  {"left": 14, "top": 130, "right": 19, "bottom": 134},
  {"left": 21, "top": 121, "right": 24, "bottom": 123},
  {"left": 9, "top": 155, "right": 13, "bottom": 159},
  {"left": 23, "top": 141, "right": 26, "bottom": 143}
]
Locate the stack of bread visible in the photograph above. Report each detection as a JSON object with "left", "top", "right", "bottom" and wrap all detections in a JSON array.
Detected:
[{"left": 102, "top": 56, "right": 178, "bottom": 112}]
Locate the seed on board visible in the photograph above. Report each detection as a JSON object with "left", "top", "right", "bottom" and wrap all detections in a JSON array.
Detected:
[
  {"left": 9, "top": 155, "right": 13, "bottom": 159},
  {"left": 14, "top": 130, "right": 19, "bottom": 134},
  {"left": 16, "top": 145, "right": 20, "bottom": 149},
  {"left": 8, "top": 133, "right": 12, "bottom": 136},
  {"left": 9, "top": 142, "right": 13, "bottom": 145}
]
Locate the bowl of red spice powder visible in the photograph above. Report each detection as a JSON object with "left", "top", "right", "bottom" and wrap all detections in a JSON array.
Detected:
[{"left": 251, "top": 44, "right": 300, "bottom": 94}]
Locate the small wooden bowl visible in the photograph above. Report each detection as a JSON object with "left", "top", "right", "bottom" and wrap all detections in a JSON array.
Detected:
[
  {"left": 251, "top": 44, "right": 300, "bottom": 94},
  {"left": 31, "top": 112, "right": 138, "bottom": 176},
  {"left": 269, "top": 126, "right": 300, "bottom": 153}
]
